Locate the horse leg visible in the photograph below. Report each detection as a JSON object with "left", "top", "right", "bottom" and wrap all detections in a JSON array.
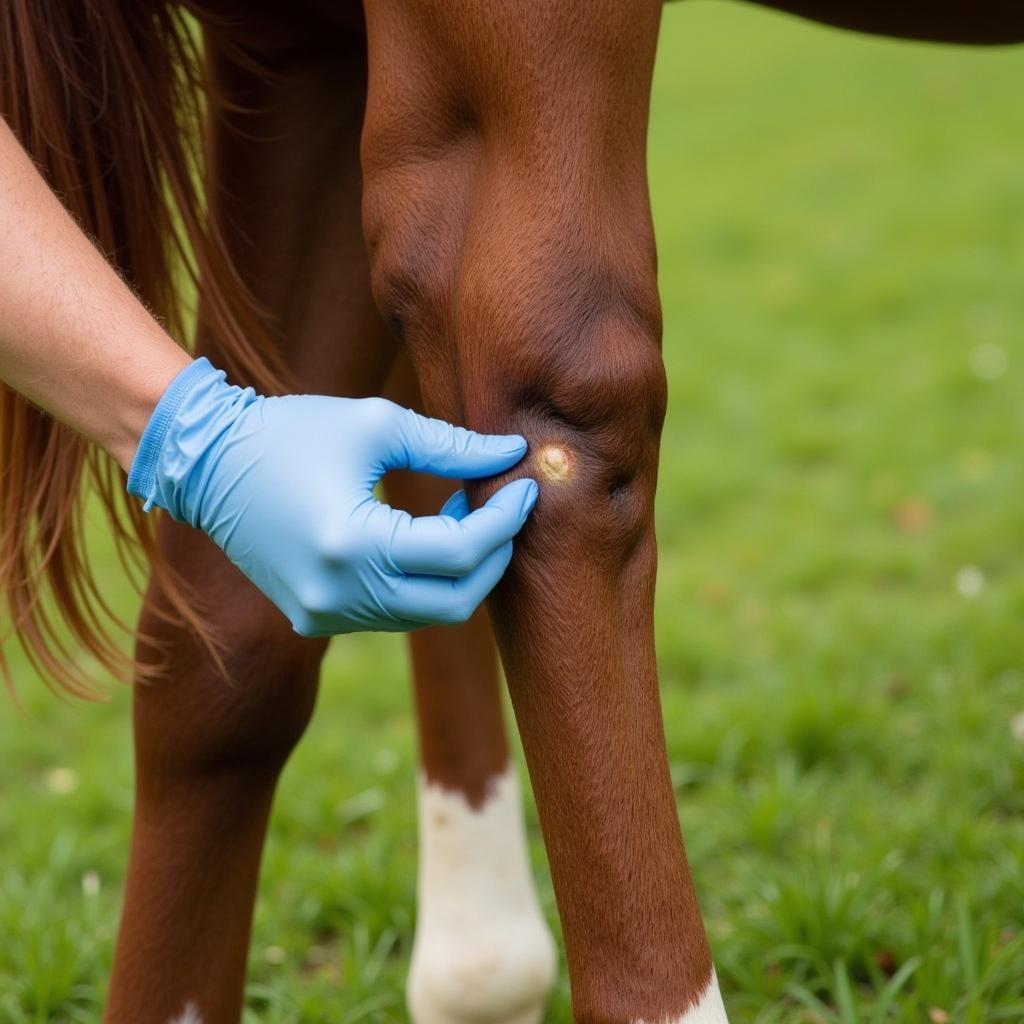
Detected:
[
  {"left": 383, "top": 354, "right": 556, "bottom": 1024},
  {"left": 361, "top": 2, "right": 727, "bottom": 1022},
  {"left": 104, "top": 13, "right": 395, "bottom": 1022},
  {"left": 735, "top": 0, "right": 1024, "bottom": 45}
]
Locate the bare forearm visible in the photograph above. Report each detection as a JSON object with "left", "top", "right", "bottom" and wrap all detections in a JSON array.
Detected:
[{"left": 0, "top": 118, "right": 189, "bottom": 471}]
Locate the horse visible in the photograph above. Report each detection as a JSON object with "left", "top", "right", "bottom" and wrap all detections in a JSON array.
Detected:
[{"left": 1, "top": 2, "right": 1021, "bottom": 1022}]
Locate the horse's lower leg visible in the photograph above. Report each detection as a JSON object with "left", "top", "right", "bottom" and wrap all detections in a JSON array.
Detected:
[
  {"left": 108, "top": 16, "right": 394, "bottom": 1021},
  {"left": 105, "top": 543, "right": 325, "bottom": 1023},
  {"left": 385, "top": 356, "right": 556, "bottom": 1024},
  {"left": 362, "top": 2, "right": 725, "bottom": 1020}
]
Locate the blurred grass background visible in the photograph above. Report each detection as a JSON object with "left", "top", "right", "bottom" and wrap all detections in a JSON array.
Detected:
[{"left": 2, "top": 2, "right": 1024, "bottom": 1021}]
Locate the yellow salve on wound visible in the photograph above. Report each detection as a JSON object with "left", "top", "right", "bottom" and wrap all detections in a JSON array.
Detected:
[{"left": 537, "top": 444, "right": 574, "bottom": 482}]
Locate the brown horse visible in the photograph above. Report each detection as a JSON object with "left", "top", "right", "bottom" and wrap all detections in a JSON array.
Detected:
[{"left": 1, "top": 2, "right": 1022, "bottom": 1023}]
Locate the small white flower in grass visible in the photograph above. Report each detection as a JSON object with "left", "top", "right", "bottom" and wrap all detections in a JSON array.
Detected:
[
  {"left": 373, "top": 747, "right": 399, "bottom": 775},
  {"left": 955, "top": 565, "right": 984, "bottom": 599},
  {"left": 46, "top": 767, "right": 78, "bottom": 795},
  {"left": 263, "top": 945, "right": 286, "bottom": 965},
  {"left": 1010, "top": 712, "right": 1024, "bottom": 744},
  {"left": 969, "top": 343, "right": 1008, "bottom": 381},
  {"left": 82, "top": 870, "right": 101, "bottom": 897}
]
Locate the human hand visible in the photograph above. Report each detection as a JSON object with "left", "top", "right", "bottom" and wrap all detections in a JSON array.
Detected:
[{"left": 128, "top": 358, "right": 536, "bottom": 635}]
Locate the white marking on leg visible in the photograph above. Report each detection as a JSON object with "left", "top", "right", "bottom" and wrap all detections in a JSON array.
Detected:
[
  {"left": 635, "top": 970, "right": 729, "bottom": 1024},
  {"left": 168, "top": 1002, "right": 203, "bottom": 1024},
  {"left": 409, "top": 764, "right": 557, "bottom": 1024}
]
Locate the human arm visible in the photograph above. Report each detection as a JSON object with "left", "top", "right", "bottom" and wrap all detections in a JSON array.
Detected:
[
  {"left": 0, "top": 116, "right": 536, "bottom": 634},
  {"left": 0, "top": 116, "right": 190, "bottom": 470}
]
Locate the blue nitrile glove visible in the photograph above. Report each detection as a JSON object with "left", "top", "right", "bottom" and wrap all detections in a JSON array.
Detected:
[{"left": 127, "top": 358, "right": 537, "bottom": 636}]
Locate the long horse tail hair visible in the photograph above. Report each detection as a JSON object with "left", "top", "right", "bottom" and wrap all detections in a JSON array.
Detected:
[{"left": 0, "top": 1, "right": 288, "bottom": 697}]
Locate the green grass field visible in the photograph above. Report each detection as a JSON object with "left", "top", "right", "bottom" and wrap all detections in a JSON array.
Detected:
[{"left": 3, "top": 3, "right": 1024, "bottom": 1021}]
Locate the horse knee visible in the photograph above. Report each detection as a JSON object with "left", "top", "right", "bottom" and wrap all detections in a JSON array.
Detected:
[
  {"left": 376, "top": 256, "right": 665, "bottom": 596},
  {"left": 369, "top": 192, "right": 665, "bottom": 528},
  {"left": 134, "top": 549, "right": 327, "bottom": 779},
  {"left": 466, "top": 294, "right": 667, "bottom": 558}
]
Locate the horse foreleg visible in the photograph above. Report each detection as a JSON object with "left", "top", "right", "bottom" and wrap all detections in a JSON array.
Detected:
[
  {"left": 384, "top": 355, "right": 556, "bottom": 1024},
  {"left": 362, "top": 2, "right": 728, "bottom": 1020}
]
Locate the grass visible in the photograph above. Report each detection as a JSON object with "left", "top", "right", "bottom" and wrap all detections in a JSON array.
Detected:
[{"left": 2, "top": 2, "right": 1024, "bottom": 1021}]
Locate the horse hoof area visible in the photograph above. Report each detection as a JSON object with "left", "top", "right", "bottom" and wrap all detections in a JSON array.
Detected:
[
  {"left": 408, "top": 768, "right": 556, "bottom": 1024},
  {"left": 407, "top": 919, "right": 556, "bottom": 1024}
]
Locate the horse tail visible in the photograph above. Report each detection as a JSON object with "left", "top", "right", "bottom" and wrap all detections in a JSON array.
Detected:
[{"left": 0, "top": 1, "right": 287, "bottom": 696}]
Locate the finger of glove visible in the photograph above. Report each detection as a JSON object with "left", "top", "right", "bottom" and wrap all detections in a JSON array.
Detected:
[
  {"left": 389, "top": 478, "right": 537, "bottom": 576},
  {"left": 388, "top": 541, "right": 514, "bottom": 625},
  {"left": 390, "top": 407, "right": 527, "bottom": 478}
]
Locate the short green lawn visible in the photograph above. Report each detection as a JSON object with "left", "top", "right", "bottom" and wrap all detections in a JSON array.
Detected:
[{"left": 3, "top": 3, "right": 1023, "bottom": 1021}]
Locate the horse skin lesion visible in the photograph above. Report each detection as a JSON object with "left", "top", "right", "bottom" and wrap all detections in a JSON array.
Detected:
[{"left": 536, "top": 444, "right": 575, "bottom": 483}]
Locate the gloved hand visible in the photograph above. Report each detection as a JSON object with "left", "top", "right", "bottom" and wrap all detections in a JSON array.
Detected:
[{"left": 127, "top": 358, "right": 537, "bottom": 636}]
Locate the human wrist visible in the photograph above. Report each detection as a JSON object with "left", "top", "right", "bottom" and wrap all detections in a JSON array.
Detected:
[
  {"left": 126, "top": 356, "right": 238, "bottom": 519},
  {"left": 107, "top": 337, "right": 193, "bottom": 472}
]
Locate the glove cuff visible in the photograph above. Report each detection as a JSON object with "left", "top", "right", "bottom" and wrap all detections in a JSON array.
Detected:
[{"left": 126, "top": 356, "right": 223, "bottom": 513}]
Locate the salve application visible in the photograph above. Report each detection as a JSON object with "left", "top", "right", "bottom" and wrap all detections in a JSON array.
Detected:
[{"left": 2, "top": 1, "right": 1023, "bottom": 1023}]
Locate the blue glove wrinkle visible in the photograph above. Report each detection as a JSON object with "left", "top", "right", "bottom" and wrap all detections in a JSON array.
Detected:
[
  {"left": 439, "top": 489, "right": 471, "bottom": 520},
  {"left": 126, "top": 357, "right": 221, "bottom": 511},
  {"left": 176, "top": 379, "right": 260, "bottom": 528},
  {"left": 143, "top": 364, "right": 259, "bottom": 527},
  {"left": 383, "top": 508, "right": 410, "bottom": 579}
]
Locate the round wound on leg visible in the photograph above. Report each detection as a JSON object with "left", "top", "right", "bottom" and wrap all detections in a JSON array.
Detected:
[{"left": 536, "top": 444, "right": 574, "bottom": 482}]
